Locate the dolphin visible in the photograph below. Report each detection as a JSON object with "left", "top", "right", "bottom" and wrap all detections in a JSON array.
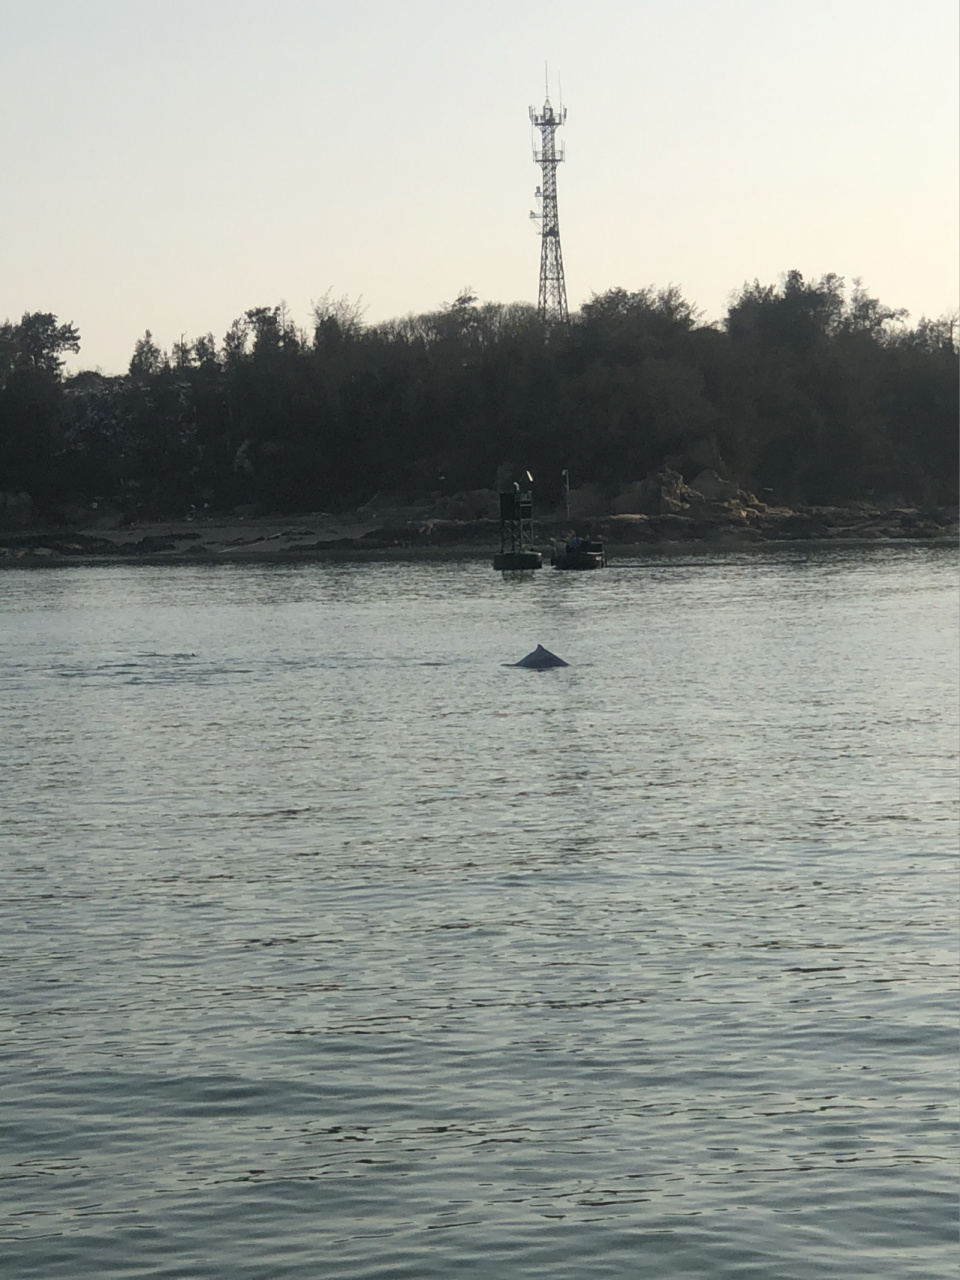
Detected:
[{"left": 507, "top": 644, "right": 569, "bottom": 669}]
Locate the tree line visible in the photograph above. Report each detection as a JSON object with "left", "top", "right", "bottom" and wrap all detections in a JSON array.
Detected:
[{"left": 1, "top": 272, "right": 956, "bottom": 523}]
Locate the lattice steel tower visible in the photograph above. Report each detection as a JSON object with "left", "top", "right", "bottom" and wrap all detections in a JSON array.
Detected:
[{"left": 529, "top": 88, "right": 568, "bottom": 324}]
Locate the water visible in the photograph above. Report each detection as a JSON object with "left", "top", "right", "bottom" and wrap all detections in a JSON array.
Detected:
[{"left": 2, "top": 546, "right": 957, "bottom": 1279}]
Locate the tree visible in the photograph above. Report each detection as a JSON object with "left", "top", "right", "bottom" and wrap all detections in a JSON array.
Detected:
[
  {"left": 0, "top": 312, "right": 80, "bottom": 382},
  {"left": 5, "top": 276, "right": 953, "bottom": 518},
  {"left": 0, "top": 313, "right": 81, "bottom": 504},
  {"left": 14, "top": 312, "right": 80, "bottom": 374},
  {"left": 726, "top": 271, "right": 846, "bottom": 351},
  {"left": 312, "top": 291, "right": 365, "bottom": 352},
  {"left": 129, "top": 330, "right": 165, "bottom": 378},
  {"left": 841, "top": 278, "right": 908, "bottom": 338}
]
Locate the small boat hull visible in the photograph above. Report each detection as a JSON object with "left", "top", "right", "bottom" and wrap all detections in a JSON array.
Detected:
[{"left": 551, "top": 539, "right": 605, "bottom": 570}]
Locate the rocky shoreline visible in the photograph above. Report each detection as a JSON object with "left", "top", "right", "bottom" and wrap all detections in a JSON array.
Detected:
[
  {"left": 2, "top": 501, "right": 956, "bottom": 568},
  {"left": 1, "top": 467, "right": 955, "bottom": 566}
]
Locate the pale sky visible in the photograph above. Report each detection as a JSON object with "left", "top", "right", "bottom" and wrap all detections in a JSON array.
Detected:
[{"left": 1, "top": 0, "right": 957, "bottom": 374}]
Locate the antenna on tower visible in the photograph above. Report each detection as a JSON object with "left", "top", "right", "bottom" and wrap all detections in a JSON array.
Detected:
[{"left": 529, "top": 76, "right": 569, "bottom": 325}]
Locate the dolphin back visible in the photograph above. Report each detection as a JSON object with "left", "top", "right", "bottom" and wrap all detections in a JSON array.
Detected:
[{"left": 508, "top": 644, "right": 569, "bottom": 669}]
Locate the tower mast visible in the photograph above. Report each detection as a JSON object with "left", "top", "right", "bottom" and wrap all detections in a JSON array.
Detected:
[{"left": 529, "top": 83, "right": 568, "bottom": 324}]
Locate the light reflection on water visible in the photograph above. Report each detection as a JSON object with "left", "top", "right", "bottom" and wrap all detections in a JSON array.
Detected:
[{"left": 1, "top": 546, "right": 957, "bottom": 1279}]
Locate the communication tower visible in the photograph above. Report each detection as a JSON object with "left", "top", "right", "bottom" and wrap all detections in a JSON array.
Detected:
[{"left": 529, "top": 82, "right": 568, "bottom": 324}]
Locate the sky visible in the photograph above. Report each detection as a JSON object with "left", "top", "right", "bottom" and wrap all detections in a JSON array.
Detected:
[{"left": 1, "top": 0, "right": 957, "bottom": 374}]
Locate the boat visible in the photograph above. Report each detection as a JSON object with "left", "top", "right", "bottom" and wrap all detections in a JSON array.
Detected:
[{"left": 551, "top": 535, "right": 606, "bottom": 570}]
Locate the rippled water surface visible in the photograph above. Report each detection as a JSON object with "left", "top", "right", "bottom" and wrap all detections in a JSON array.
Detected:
[{"left": 2, "top": 547, "right": 957, "bottom": 1279}]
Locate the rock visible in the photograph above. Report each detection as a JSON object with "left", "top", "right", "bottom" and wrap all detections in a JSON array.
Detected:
[
  {"left": 769, "top": 512, "right": 831, "bottom": 539},
  {"left": 738, "top": 488, "right": 765, "bottom": 510},
  {"left": 656, "top": 513, "right": 699, "bottom": 539},
  {"left": 659, "top": 493, "right": 689, "bottom": 516},
  {"left": 689, "top": 469, "right": 740, "bottom": 503},
  {"left": 655, "top": 469, "right": 701, "bottom": 516}
]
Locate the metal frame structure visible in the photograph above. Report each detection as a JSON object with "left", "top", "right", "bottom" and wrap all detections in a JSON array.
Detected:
[
  {"left": 498, "top": 488, "right": 535, "bottom": 557},
  {"left": 493, "top": 486, "right": 542, "bottom": 570},
  {"left": 529, "top": 92, "right": 568, "bottom": 325}
]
